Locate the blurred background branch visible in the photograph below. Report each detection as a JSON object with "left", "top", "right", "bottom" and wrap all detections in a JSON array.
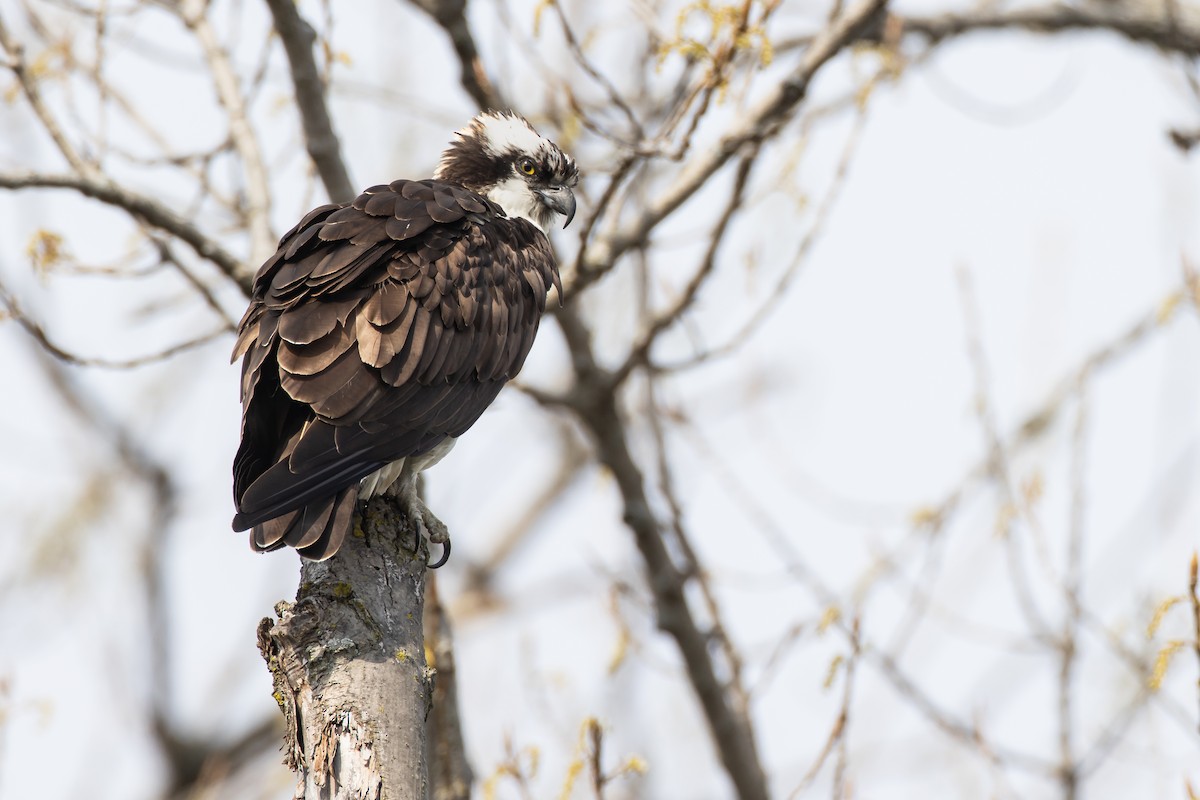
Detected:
[{"left": 0, "top": 0, "right": 1198, "bottom": 797}]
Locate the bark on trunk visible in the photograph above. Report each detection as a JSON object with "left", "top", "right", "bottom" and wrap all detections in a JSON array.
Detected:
[
  {"left": 257, "top": 495, "right": 432, "bottom": 800},
  {"left": 423, "top": 579, "right": 473, "bottom": 800}
]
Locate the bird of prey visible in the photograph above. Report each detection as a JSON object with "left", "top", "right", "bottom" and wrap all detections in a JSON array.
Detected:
[{"left": 231, "top": 110, "right": 577, "bottom": 565}]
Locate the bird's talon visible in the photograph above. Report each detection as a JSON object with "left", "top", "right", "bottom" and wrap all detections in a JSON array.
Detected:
[
  {"left": 427, "top": 539, "right": 451, "bottom": 569},
  {"left": 400, "top": 490, "right": 452, "bottom": 568}
]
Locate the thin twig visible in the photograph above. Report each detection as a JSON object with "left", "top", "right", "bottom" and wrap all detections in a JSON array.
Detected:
[
  {"left": 663, "top": 100, "right": 868, "bottom": 373},
  {"left": 0, "top": 11, "right": 97, "bottom": 177},
  {"left": 175, "top": 0, "right": 275, "bottom": 264},
  {"left": 1191, "top": 552, "right": 1200, "bottom": 735},
  {"left": 1075, "top": 683, "right": 1154, "bottom": 779},
  {"left": 1058, "top": 385, "right": 1090, "bottom": 799},
  {"left": 0, "top": 278, "right": 227, "bottom": 369},
  {"left": 571, "top": 0, "right": 888, "bottom": 294},
  {"left": 831, "top": 618, "right": 860, "bottom": 799},
  {"left": 569, "top": 154, "right": 640, "bottom": 287},
  {"left": 613, "top": 146, "right": 759, "bottom": 388},
  {"left": 586, "top": 718, "right": 604, "bottom": 799},
  {"left": 544, "top": 1, "right": 642, "bottom": 139},
  {"left": 460, "top": 423, "right": 588, "bottom": 600},
  {"left": 147, "top": 236, "right": 239, "bottom": 330},
  {"left": 645, "top": 375, "right": 753, "bottom": 725},
  {"left": 956, "top": 263, "right": 1055, "bottom": 640},
  {"left": 673, "top": 417, "right": 1059, "bottom": 778},
  {"left": 786, "top": 706, "right": 842, "bottom": 798},
  {"left": 863, "top": 641, "right": 1059, "bottom": 776}
]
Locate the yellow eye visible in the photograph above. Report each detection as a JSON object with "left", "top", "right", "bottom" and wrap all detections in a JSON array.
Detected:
[{"left": 520, "top": 159, "right": 536, "bottom": 176}]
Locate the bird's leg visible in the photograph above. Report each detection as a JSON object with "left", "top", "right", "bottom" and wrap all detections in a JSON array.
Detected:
[{"left": 395, "top": 476, "right": 451, "bottom": 569}]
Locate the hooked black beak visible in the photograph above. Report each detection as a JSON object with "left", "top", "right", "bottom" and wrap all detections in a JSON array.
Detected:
[{"left": 537, "top": 185, "right": 577, "bottom": 228}]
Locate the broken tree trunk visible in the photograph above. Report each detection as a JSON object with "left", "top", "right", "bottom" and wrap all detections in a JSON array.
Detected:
[{"left": 258, "top": 495, "right": 432, "bottom": 800}]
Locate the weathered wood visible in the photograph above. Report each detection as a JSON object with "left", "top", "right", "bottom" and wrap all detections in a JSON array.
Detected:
[{"left": 258, "top": 495, "right": 432, "bottom": 800}]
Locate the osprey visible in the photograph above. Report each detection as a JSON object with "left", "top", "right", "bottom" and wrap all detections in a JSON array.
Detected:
[{"left": 231, "top": 111, "right": 577, "bottom": 565}]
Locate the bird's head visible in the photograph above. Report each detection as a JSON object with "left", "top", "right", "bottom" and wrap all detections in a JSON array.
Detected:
[{"left": 434, "top": 110, "right": 578, "bottom": 234}]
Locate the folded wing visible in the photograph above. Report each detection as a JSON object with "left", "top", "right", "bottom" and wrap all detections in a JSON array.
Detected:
[{"left": 231, "top": 179, "right": 560, "bottom": 559}]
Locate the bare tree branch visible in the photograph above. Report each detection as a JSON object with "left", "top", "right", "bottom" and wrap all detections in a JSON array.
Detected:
[
  {"left": 901, "top": 4, "right": 1200, "bottom": 55},
  {"left": 425, "top": 577, "right": 474, "bottom": 800},
  {"left": 0, "top": 171, "right": 248, "bottom": 292},
  {"left": 264, "top": 0, "right": 356, "bottom": 204},
  {"left": 676, "top": 404, "right": 1063, "bottom": 780},
  {"left": 1170, "top": 126, "right": 1200, "bottom": 153},
  {"left": 404, "top": 0, "right": 504, "bottom": 111},
  {"left": 554, "top": 305, "right": 770, "bottom": 800},
  {"left": 162, "top": 715, "right": 282, "bottom": 799},
  {"left": 1, "top": 6, "right": 258, "bottom": 296}
]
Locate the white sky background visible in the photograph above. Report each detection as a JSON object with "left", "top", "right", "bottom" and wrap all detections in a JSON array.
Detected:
[{"left": 0, "top": 0, "right": 1198, "bottom": 798}]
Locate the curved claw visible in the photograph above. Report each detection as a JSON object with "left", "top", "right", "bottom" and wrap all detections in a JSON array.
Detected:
[
  {"left": 427, "top": 538, "right": 451, "bottom": 569},
  {"left": 396, "top": 479, "right": 453, "bottom": 568}
]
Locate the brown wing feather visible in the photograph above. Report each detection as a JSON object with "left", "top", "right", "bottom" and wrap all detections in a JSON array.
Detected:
[
  {"left": 232, "top": 179, "right": 559, "bottom": 560},
  {"left": 277, "top": 321, "right": 354, "bottom": 376}
]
